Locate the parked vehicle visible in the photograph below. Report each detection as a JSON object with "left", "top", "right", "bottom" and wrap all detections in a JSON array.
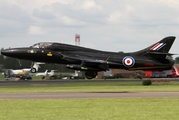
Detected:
[
  {"left": 62, "top": 75, "right": 85, "bottom": 80},
  {"left": 3, "top": 69, "right": 32, "bottom": 81},
  {"left": 145, "top": 66, "right": 179, "bottom": 78},
  {"left": 102, "top": 73, "right": 124, "bottom": 79},
  {"left": 15, "top": 74, "right": 32, "bottom": 80},
  {"left": 133, "top": 71, "right": 143, "bottom": 79}
]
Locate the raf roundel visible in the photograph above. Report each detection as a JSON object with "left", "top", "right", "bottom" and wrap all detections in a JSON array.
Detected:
[{"left": 122, "top": 56, "right": 135, "bottom": 68}]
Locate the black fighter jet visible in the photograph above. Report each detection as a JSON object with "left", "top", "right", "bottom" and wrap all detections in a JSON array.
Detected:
[{"left": 1, "top": 36, "right": 176, "bottom": 79}]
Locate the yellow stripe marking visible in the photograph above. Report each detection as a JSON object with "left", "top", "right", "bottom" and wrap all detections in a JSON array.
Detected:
[{"left": 47, "top": 52, "right": 53, "bottom": 56}]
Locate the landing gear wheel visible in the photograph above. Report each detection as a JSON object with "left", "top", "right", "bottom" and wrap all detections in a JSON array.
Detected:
[
  {"left": 85, "top": 71, "right": 97, "bottom": 79},
  {"left": 30, "top": 68, "right": 36, "bottom": 73}
]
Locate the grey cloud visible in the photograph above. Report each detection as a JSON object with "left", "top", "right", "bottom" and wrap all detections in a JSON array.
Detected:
[
  {"left": 32, "top": 9, "right": 56, "bottom": 20},
  {"left": 0, "top": 4, "right": 32, "bottom": 23},
  {"left": 31, "top": 3, "right": 86, "bottom": 27},
  {"left": 50, "top": 2, "right": 108, "bottom": 25},
  {"left": 0, "top": 4, "right": 33, "bottom": 38}
]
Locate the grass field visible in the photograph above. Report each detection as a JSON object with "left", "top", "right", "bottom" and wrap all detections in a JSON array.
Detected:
[
  {"left": 0, "top": 98, "right": 179, "bottom": 120},
  {"left": 1, "top": 81, "right": 179, "bottom": 120}
]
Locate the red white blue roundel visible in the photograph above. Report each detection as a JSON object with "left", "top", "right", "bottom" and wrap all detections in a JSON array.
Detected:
[{"left": 122, "top": 56, "right": 135, "bottom": 68}]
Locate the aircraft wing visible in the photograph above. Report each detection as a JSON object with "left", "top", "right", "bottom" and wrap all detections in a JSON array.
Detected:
[{"left": 61, "top": 53, "right": 120, "bottom": 71}]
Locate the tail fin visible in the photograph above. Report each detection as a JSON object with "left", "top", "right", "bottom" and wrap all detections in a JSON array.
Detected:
[
  {"left": 44, "top": 70, "right": 48, "bottom": 76},
  {"left": 135, "top": 36, "right": 176, "bottom": 58},
  {"left": 173, "top": 66, "right": 179, "bottom": 76},
  {"left": 149, "top": 36, "right": 175, "bottom": 53}
]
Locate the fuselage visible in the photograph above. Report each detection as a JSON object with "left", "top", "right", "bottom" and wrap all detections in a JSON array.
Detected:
[{"left": 1, "top": 42, "right": 174, "bottom": 71}]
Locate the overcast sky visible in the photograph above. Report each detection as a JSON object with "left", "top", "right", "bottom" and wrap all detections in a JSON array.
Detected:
[{"left": 0, "top": 0, "right": 178, "bottom": 56}]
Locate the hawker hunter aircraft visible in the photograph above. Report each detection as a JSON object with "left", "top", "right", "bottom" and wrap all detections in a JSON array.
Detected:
[{"left": 1, "top": 36, "right": 176, "bottom": 79}]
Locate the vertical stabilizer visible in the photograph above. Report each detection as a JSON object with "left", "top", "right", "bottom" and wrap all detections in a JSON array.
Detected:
[{"left": 134, "top": 36, "right": 175, "bottom": 58}]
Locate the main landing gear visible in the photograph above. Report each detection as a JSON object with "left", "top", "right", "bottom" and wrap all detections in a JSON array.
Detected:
[{"left": 85, "top": 71, "right": 97, "bottom": 79}]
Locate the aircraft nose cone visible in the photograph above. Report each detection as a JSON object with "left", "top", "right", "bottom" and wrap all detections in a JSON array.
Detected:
[
  {"left": 1, "top": 49, "right": 14, "bottom": 56},
  {"left": 1, "top": 48, "right": 27, "bottom": 57}
]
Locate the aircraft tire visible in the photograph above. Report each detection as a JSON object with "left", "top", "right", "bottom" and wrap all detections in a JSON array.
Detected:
[
  {"left": 30, "top": 68, "right": 36, "bottom": 73},
  {"left": 85, "top": 71, "right": 97, "bottom": 79}
]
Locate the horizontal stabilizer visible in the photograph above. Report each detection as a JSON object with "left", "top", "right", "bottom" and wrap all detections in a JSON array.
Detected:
[{"left": 147, "top": 52, "right": 176, "bottom": 56}]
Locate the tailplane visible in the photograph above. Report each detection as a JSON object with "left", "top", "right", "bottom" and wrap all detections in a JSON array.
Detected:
[
  {"left": 173, "top": 66, "right": 179, "bottom": 76},
  {"left": 135, "top": 36, "right": 176, "bottom": 58}
]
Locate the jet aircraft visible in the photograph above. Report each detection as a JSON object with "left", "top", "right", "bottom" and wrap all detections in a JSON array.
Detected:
[
  {"left": 35, "top": 70, "right": 56, "bottom": 77},
  {"left": 35, "top": 70, "right": 48, "bottom": 77},
  {"left": 2, "top": 62, "right": 42, "bottom": 75},
  {"left": 1, "top": 36, "right": 176, "bottom": 79}
]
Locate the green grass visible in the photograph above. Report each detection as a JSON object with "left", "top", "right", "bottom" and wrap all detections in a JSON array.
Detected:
[
  {"left": 0, "top": 82, "right": 179, "bottom": 93},
  {"left": 0, "top": 98, "right": 179, "bottom": 120}
]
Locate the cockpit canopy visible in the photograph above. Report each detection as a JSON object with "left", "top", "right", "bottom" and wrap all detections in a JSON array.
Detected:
[{"left": 30, "top": 42, "right": 52, "bottom": 49}]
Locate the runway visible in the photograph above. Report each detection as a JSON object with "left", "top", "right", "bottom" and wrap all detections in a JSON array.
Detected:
[
  {"left": 0, "top": 79, "right": 143, "bottom": 86},
  {"left": 1, "top": 79, "right": 179, "bottom": 99},
  {"left": 0, "top": 92, "right": 179, "bottom": 99},
  {"left": 0, "top": 78, "right": 179, "bottom": 86}
]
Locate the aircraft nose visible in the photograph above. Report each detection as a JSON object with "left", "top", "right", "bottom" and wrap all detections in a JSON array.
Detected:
[
  {"left": 1, "top": 49, "right": 15, "bottom": 56},
  {"left": 1, "top": 48, "right": 27, "bottom": 57}
]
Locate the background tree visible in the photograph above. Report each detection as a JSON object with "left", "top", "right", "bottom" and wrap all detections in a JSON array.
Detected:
[{"left": 175, "top": 57, "right": 179, "bottom": 64}]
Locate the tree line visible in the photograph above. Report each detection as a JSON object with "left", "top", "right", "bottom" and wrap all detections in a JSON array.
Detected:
[{"left": 176, "top": 57, "right": 179, "bottom": 64}]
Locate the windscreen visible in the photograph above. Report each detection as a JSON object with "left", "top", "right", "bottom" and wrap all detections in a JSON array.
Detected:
[{"left": 30, "top": 42, "right": 52, "bottom": 49}]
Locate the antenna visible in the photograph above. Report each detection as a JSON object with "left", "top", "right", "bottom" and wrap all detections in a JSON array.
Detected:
[
  {"left": 75, "top": 34, "right": 81, "bottom": 76},
  {"left": 75, "top": 34, "right": 80, "bottom": 46}
]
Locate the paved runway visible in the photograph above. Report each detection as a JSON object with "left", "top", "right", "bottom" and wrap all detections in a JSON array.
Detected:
[
  {"left": 0, "top": 80, "right": 143, "bottom": 86},
  {"left": 1, "top": 78, "right": 179, "bottom": 86},
  {"left": 0, "top": 92, "right": 179, "bottom": 99},
  {"left": 1, "top": 79, "right": 179, "bottom": 99}
]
